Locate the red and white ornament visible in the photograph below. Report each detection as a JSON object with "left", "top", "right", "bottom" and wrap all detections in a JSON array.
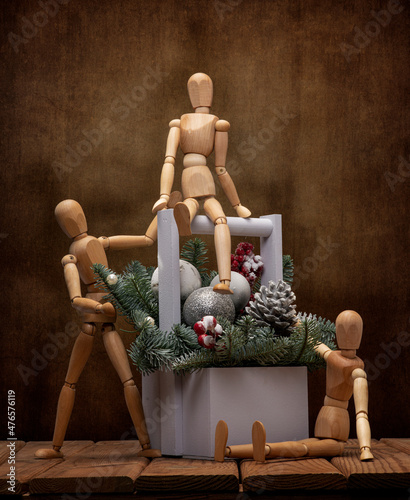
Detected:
[{"left": 194, "top": 315, "right": 223, "bottom": 349}]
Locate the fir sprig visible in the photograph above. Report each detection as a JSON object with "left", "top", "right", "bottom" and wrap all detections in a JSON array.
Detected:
[
  {"left": 283, "top": 255, "right": 294, "bottom": 284},
  {"left": 297, "top": 312, "right": 337, "bottom": 348},
  {"left": 93, "top": 261, "right": 159, "bottom": 324},
  {"left": 180, "top": 238, "right": 216, "bottom": 287},
  {"left": 128, "top": 310, "right": 173, "bottom": 374}
]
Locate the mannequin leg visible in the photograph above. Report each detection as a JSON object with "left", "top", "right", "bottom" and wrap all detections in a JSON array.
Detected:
[
  {"left": 35, "top": 323, "right": 96, "bottom": 459},
  {"left": 252, "top": 421, "right": 344, "bottom": 462},
  {"left": 203, "top": 197, "right": 232, "bottom": 294},
  {"left": 214, "top": 420, "right": 258, "bottom": 461},
  {"left": 101, "top": 324, "right": 161, "bottom": 458},
  {"left": 173, "top": 197, "right": 199, "bottom": 236}
]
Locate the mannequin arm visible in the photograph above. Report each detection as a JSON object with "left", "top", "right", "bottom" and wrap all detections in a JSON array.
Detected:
[
  {"left": 98, "top": 215, "right": 157, "bottom": 250},
  {"left": 61, "top": 255, "right": 115, "bottom": 316},
  {"left": 214, "top": 120, "right": 251, "bottom": 218},
  {"left": 314, "top": 342, "right": 333, "bottom": 361},
  {"left": 352, "top": 368, "right": 374, "bottom": 461},
  {"left": 152, "top": 119, "right": 180, "bottom": 213}
]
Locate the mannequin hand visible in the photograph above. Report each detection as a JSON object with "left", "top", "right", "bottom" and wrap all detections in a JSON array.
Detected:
[
  {"left": 235, "top": 204, "right": 251, "bottom": 218},
  {"left": 96, "top": 302, "right": 116, "bottom": 316},
  {"left": 152, "top": 195, "right": 169, "bottom": 214}
]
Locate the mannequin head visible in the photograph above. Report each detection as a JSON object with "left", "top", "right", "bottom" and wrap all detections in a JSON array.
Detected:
[{"left": 55, "top": 199, "right": 87, "bottom": 239}]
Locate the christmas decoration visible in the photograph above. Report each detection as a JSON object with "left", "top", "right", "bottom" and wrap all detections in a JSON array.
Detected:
[
  {"left": 172, "top": 314, "right": 334, "bottom": 374},
  {"left": 210, "top": 271, "right": 251, "bottom": 313},
  {"left": 183, "top": 287, "right": 235, "bottom": 326},
  {"left": 92, "top": 239, "right": 336, "bottom": 376},
  {"left": 151, "top": 260, "right": 202, "bottom": 301},
  {"left": 194, "top": 316, "right": 223, "bottom": 349},
  {"left": 106, "top": 273, "right": 118, "bottom": 286},
  {"left": 231, "top": 242, "right": 263, "bottom": 290},
  {"left": 245, "top": 280, "right": 297, "bottom": 332},
  {"left": 282, "top": 255, "right": 294, "bottom": 285}
]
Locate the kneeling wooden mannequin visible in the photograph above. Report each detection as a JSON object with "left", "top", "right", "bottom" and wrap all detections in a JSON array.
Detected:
[
  {"left": 215, "top": 310, "right": 374, "bottom": 462},
  {"left": 35, "top": 198, "right": 174, "bottom": 459}
]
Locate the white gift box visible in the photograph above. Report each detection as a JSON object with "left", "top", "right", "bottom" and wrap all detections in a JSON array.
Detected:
[
  {"left": 143, "top": 366, "right": 309, "bottom": 459},
  {"left": 181, "top": 366, "right": 309, "bottom": 459}
]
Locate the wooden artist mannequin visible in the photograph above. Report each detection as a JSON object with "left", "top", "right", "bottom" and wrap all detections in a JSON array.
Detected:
[
  {"left": 35, "top": 198, "right": 171, "bottom": 459},
  {"left": 152, "top": 72, "right": 251, "bottom": 295},
  {"left": 215, "top": 310, "right": 374, "bottom": 462}
]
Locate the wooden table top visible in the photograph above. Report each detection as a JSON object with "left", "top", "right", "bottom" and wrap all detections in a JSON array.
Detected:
[{"left": 0, "top": 438, "right": 409, "bottom": 498}]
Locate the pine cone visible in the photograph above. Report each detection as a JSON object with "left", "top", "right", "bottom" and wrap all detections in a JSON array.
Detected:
[{"left": 245, "top": 280, "right": 297, "bottom": 331}]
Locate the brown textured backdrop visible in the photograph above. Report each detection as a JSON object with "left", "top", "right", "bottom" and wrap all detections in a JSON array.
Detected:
[{"left": 1, "top": 0, "right": 409, "bottom": 443}]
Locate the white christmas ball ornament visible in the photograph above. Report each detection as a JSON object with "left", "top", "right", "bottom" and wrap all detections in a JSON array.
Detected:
[
  {"left": 210, "top": 271, "right": 251, "bottom": 312},
  {"left": 151, "top": 260, "right": 202, "bottom": 300},
  {"left": 106, "top": 273, "right": 118, "bottom": 285}
]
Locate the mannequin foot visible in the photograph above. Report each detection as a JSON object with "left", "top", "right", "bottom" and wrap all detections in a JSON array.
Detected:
[
  {"left": 137, "top": 448, "right": 162, "bottom": 458},
  {"left": 360, "top": 447, "right": 374, "bottom": 461},
  {"left": 173, "top": 202, "right": 192, "bottom": 236},
  {"left": 252, "top": 421, "right": 267, "bottom": 462},
  {"left": 35, "top": 447, "right": 64, "bottom": 459},
  {"left": 137, "top": 443, "right": 161, "bottom": 458},
  {"left": 214, "top": 420, "right": 228, "bottom": 462},
  {"left": 213, "top": 282, "right": 233, "bottom": 295}
]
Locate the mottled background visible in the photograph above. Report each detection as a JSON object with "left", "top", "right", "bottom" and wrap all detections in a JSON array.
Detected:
[{"left": 1, "top": 0, "right": 409, "bottom": 443}]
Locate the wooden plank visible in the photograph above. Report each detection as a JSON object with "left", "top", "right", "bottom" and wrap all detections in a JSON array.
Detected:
[
  {"left": 380, "top": 438, "right": 410, "bottom": 455},
  {"left": 0, "top": 440, "right": 93, "bottom": 495},
  {"left": 135, "top": 457, "right": 239, "bottom": 492},
  {"left": 30, "top": 440, "right": 150, "bottom": 494},
  {"left": 0, "top": 441, "right": 25, "bottom": 465},
  {"left": 241, "top": 456, "right": 346, "bottom": 492},
  {"left": 331, "top": 439, "right": 410, "bottom": 489}
]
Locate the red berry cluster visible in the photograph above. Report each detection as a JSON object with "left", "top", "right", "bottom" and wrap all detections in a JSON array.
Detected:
[
  {"left": 193, "top": 316, "right": 223, "bottom": 349},
  {"left": 231, "top": 242, "right": 263, "bottom": 291}
]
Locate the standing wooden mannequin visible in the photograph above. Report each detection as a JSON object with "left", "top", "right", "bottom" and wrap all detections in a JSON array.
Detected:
[
  {"left": 35, "top": 199, "right": 165, "bottom": 459},
  {"left": 152, "top": 73, "right": 251, "bottom": 295},
  {"left": 215, "top": 310, "right": 374, "bottom": 462}
]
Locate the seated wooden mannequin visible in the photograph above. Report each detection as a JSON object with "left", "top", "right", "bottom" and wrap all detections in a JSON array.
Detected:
[
  {"left": 214, "top": 310, "right": 374, "bottom": 462},
  {"left": 152, "top": 73, "right": 251, "bottom": 295}
]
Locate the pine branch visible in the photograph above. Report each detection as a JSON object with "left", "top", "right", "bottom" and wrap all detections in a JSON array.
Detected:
[
  {"left": 180, "top": 238, "right": 212, "bottom": 286},
  {"left": 92, "top": 264, "right": 133, "bottom": 322},
  {"left": 288, "top": 317, "right": 326, "bottom": 371},
  {"left": 297, "top": 312, "right": 337, "bottom": 348},
  {"left": 123, "top": 261, "right": 159, "bottom": 321},
  {"left": 172, "top": 349, "right": 218, "bottom": 374},
  {"left": 283, "top": 255, "right": 294, "bottom": 284},
  {"left": 128, "top": 310, "right": 173, "bottom": 374},
  {"left": 168, "top": 323, "right": 202, "bottom": 357},
  {"left": 241, "top": 336, "right": 290, "bottom": 366}
]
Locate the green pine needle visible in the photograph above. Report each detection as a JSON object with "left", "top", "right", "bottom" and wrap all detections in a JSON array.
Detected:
[{"left": 283, "top": 255, "right": 294, "bottom": 284}]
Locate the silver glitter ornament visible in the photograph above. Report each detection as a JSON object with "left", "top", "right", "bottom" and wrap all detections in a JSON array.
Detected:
[{"left": 183, "top": 287, "right": 235, "bottom": 326}]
